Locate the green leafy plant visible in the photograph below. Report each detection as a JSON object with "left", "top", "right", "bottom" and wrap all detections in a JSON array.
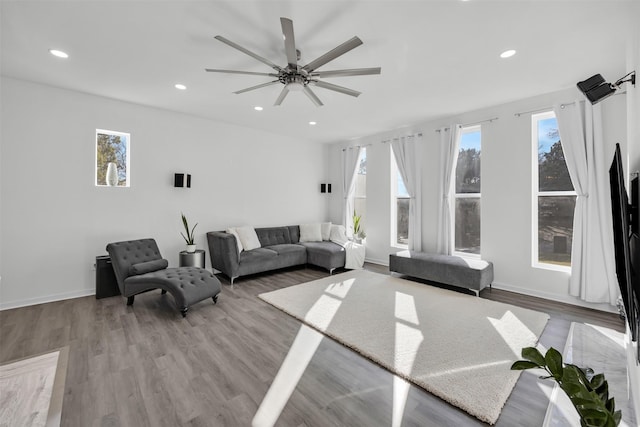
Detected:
[
  {"left": 180, "top": 212, "right": 198, "bottom": 245},
  {"left": 353, "top": 211, "right": 366, "bottom": 239},
  {"left": 511, "top": 347, "right": 621, "bottom": 427}
]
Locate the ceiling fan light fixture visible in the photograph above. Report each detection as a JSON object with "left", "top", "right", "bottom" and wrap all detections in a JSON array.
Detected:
[
  {"left": 254, "top": 106, "right": 263, "bottom": 111},
  {"left": 174, "top": 83, "right": 187, "bottom": 90}
]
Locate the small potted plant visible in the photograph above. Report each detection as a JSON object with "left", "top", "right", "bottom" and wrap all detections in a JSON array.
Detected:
[
  {"left": 353, "top": 211, "right": 366, "bottom": 244},
  {"left": 180, "top": 212, "right": 198, "bottom": 253}
]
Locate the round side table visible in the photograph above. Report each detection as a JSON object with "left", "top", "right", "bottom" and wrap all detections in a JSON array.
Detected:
[{"left": 179, "top": 249, "right": 206, "bottom": 268}]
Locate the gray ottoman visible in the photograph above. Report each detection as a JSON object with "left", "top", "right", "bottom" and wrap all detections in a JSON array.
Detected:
[{"left": 389, "top": 250, "right": 493, "bottom": 296}]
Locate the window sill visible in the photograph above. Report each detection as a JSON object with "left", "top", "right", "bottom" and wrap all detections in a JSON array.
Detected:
[{"left": 532, "top": 262, "right": 571, "bottom": 274}]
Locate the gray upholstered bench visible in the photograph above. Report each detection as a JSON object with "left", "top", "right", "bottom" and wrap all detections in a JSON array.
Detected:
[{"left": 389, "top": 250, "right": 493, "bottom": 296}]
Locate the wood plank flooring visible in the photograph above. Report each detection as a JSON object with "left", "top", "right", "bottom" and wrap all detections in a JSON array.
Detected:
[{"left": 0, "top": 264, "right": 625, "bottom": 426}]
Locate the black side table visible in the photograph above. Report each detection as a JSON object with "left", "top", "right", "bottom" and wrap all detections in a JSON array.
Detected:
[
  {"left": 95, "top": 255, "right": 120, "bottom": 299},
  {"left": 179, "top": 249, "right": 206, "bottom": 268}
]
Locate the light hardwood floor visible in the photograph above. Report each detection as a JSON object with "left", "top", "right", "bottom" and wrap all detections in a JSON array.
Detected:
[{"left": 0, "top": 264, "right": 624, "bottom": 426}]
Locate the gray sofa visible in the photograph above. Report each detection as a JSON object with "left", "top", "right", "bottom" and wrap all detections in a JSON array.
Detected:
[{"left": 207, "top": 225, "right": 345, "bottom": 284}]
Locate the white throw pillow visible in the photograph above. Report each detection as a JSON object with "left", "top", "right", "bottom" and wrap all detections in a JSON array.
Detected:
[
  {"left": 225, "top": 227, "right": 244, "bottom": 254},
  {"left": 299, "top": 223, "right": 322, "bottom": 242},
  {"left": 236, "top": 226, "right": 261, "bottom": 251},
  {"left": 320, "top": 222, "right": 332, "bottom": 241},
  {"left": 330, "top": 224, "right": 348, "bottom": 242}
]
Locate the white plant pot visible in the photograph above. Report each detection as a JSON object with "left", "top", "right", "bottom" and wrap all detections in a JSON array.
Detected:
[
  {"left": 186, "top": 244, "right": 196, "bottom": 253},
  {"left": 106, "top": 162, "right": 118, "bottom": 186}
]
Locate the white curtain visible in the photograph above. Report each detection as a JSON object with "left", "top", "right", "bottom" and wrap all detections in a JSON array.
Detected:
[
  {"left": 436, "top": 125, "right": 461, "bottom": 255},
  {"left": 554, "top": 101, "right": 617, "bottom": 304},
  {"left": 391, "top": 135, "right": 422, "bottom": 251},
  {"left": 342, "top": 146, "right": 362, "bottom": 238}
]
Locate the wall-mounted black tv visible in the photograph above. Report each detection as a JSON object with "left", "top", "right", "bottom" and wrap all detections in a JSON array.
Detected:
[{"left": 609, "top": 143, "right": 639, "bottom": 363}]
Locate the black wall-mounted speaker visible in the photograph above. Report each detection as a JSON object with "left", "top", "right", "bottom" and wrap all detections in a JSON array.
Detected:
[
  {"left": 175, "top": 173, "right": 191, "bottom": 188},
  {"left": 577, "top": 74, "right": 616, "bottom": 104},
  {"left": 321, "top": 183, "right": 326, "bottom": 193},
  {"left": 328, "top": 183, "right": 332, "bottom": 193}
]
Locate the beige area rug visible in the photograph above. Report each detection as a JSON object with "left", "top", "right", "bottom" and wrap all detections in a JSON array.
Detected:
[
  {"left": 0, "top": 347, "right": 69, "bottom": 427},
  {"left": 259, "top": 270, "right": 550, "bottom": 425}
]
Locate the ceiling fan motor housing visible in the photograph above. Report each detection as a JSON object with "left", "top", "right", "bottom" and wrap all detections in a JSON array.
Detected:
[{"left": 279, "top": 72, "right": 309, "bottom": 88}]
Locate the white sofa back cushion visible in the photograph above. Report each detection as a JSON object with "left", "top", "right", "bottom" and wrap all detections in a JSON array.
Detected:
[
  {"left": 299, "top": 223, "right": 323, "bottom": 242},
  {"left": 226, "top": 227, "right": 244, "bottom": 253},
  {"left": 236, "top": 226, "right": 261, "bottom": 251}
]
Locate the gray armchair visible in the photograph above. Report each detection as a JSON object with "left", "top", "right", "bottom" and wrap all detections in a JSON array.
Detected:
[{"left": 106, "top": 238, "right": 221, "bottom": 317}]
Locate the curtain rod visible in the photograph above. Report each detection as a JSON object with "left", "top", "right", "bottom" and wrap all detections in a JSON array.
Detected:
[
  {"left": 381, "top": 133, "right": 423, "bottom": 143},
  {"left": 514, "top": 91, "right": 627, "bottom": 117},
  {"left": 435, "top": 117, "right": 499, "bottom": 133},
  {"left": 342, "top": 143, "right": 372, "bottom": 151}
]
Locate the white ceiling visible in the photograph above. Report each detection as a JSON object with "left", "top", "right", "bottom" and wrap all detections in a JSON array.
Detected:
[{"left": 1, "top": 1, "right": 633, "bottom": 144}]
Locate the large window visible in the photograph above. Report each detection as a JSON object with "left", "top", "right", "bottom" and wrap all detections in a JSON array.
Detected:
[
  {"left": 391, "top": 149, "right": 409, "bottom": 247},
  {"left": 454, "top": 125, "right": 481, "bottom": 255},
  {"left": 96, "top": 129, "right": 130, "bottom": 187},
  {"left": 532, "top": 111, "right": 575, "bottom": 269},
  {"left": 353, "top": 148, "right": 367, "bottom": 237}
]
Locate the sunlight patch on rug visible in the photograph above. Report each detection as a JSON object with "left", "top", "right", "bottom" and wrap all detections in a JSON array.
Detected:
[{"left": 259, "top": 270, "right": 550, "bottom": 425}]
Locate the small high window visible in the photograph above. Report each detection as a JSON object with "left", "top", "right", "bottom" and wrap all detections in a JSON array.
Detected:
[{"left": 96, "top": 129, "right": 130, "bottom": 187}]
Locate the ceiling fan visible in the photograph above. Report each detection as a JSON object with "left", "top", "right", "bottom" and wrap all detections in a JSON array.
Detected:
[{"left": 205, "top": 17, "right": 381, "bottom": 107}]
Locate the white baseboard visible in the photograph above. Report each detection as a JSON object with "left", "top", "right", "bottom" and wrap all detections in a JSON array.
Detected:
[
  {"left": 0, "top": 289, "right": 95, "bottom": 311},
  {"left": 491, "top": 281, "right": 617, "bottom": 314}
]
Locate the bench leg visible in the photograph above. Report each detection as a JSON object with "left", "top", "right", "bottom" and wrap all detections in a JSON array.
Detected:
[
  {"left": 472, "top": 290, "right": 480, "bottom": 297},
  {"left": 212, "top": 295, "right": 218, "bottom": 304},
  {"left": 161, "top": 289, "right": 167, "bottom": 295},
  {"left": 127, "top": 296, "right": 135, "bottom": 305},
  {"left": 180, "top": 307, "right": 188, "bottom": 318}
]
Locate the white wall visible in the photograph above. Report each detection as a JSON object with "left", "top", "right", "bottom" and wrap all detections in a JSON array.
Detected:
[
  {"left": 328, "top": 87, "right": 627, "bottom": 312},
  {"left": 624, "top": 3, "right": 640, "bottom": 419},
  {"left": 0, "top": 77, "right": 326, "bottom": 309}
]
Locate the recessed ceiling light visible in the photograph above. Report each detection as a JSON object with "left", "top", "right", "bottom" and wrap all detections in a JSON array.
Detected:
[
  {"left": 49, "top": 49, "right": 68, "bottom": 59},
  {"left": 500, "top": 49, "right": 516, "bottom": 59},
  {"left": 309, "top": 121, "right": 317, "bottom": 126},
  {"left": 174, "top": 84, "right": 187, "bottom": 90},
  {"left": 254, "top": 106, "right": 263, "bottom": 111}
]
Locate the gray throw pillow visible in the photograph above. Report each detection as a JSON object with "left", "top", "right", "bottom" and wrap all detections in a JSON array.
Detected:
[{"left": 129, "top": 259, "right": 169, "bottom": 275}]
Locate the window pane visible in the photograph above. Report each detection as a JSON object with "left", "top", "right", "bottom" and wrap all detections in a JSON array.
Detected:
[
  {"left": 354, "top": 148, "right": 366, "bottom": 232},
  {"left": 397, "top": 171, "right": 409, "bottom": 198},
  {"left": 538, "top": 195, "right": 576, "bottom": 266},
  {"left": 96, "top": 130, "right": 129, "bottom": 187},
  {"left": 397, "top": 197, "right": 409, "bottom": 245},
  {"left": 455, "top": 129, "right": 481, "bottom": 194},
  {"left": 455, "top": 198, "right": 480, "bottom": 254},
  {"left": 537, "top": 117, "right": 573, "bottom": 192}
]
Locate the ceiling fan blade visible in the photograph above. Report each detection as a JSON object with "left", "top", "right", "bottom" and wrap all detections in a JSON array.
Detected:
[
  {"left": 205, "top": 68, "right": 279, "bottom": 77},
  {"left": 311, "top": 80, "right": 361, "bottom": 97},
  {"left": 214, "top": 35, "right": 282, "bottom": 72},
  {"left": 302, "top": 36, "right": 363, "bottom": 73},
  {"left": 311, "top": 67, "right": 381, "bottom": 78},
  {"left": 233, "top": 80, "right": 280, "bottom": 94},
  {"left": 280, "top": 18, "right": 298, "bottom": 69},
  {"left": 303, "top": 86, "right": 324, "bottom": 107},
  {"left": 274, "top": 86, "right": 290, "bottom": 106}
]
